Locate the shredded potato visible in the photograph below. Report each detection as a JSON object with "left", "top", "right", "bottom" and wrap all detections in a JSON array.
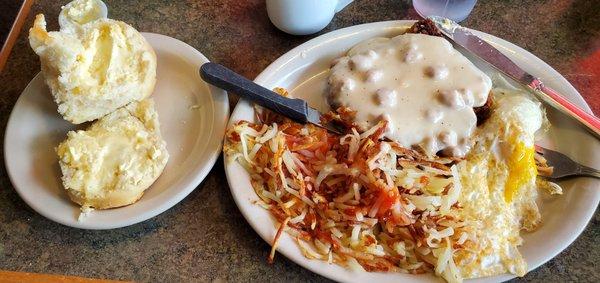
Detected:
[{"left": 224, "top": 107, "right": 478, "bottom": 283}]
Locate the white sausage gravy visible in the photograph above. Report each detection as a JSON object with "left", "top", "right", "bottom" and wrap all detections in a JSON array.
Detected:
[{"left": 327, "top": 33, "right": 492, "bottom": 157}]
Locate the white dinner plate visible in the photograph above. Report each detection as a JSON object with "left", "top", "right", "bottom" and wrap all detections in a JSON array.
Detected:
[
  {"left": 4, "top": 33, "right": 229, "bottom": 229},
  {"left": 225, "top": 21, "right": 600, "bottom": 282}
]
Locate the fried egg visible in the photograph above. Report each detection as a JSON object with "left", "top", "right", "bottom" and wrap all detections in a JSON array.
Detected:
[{"left": 456, "top": 92, "right": 544, "bottom": 278}]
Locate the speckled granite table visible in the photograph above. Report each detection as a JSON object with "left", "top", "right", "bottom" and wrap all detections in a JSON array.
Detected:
[{"left": 0, "top": 0, "right": 598, "bottom": 282}]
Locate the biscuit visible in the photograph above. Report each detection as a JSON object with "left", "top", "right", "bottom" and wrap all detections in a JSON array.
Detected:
[
  {"left": 56, "top": 99, "right": 169, "bottom": 209},
  {"left": 29, "top": 4, "right": 156, "bottom": 124}
]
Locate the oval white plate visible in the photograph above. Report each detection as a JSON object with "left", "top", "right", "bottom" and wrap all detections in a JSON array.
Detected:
[
  {"left": 225, "top": 21, "right": 600, "bottom": 282},
  {"left": 4, "top": 33, "right": 229, "bottom": 230}
]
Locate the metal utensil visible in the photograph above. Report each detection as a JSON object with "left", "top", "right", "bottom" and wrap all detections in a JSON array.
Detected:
[
  {"left": 429, "top": 16, "right": 600, "bottom": 139},
  {"left": 535, "top": 145, "right": 600, "bottom": 179},
  {"left": 199, "top": 62, "right": 344, "bottom": 134}
]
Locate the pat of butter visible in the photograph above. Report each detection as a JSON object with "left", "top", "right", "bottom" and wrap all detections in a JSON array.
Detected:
[{"left": 59, "top": 0, "right": 108, "bottom": 33}]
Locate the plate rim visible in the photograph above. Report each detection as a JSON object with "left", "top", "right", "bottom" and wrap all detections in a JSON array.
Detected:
[
  {"left": 4, "top": 32, "right": 229, "bottom": 230},
  {"left": 225, "top": 20, "right": 599, "bottom": 282}
]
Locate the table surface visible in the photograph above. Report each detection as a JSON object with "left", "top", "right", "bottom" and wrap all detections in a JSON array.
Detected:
[{"left": 0, "top": 0, "right": 598, "bottom": 282}]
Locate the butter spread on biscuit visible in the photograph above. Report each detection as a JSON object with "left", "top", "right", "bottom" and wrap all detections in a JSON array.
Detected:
[{"left": 57, "top": 99, "right": 169, "bottom": 209}]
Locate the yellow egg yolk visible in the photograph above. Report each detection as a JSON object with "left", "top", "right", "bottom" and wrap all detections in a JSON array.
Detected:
[{"left": 505, "top": 139, "right": 537, "bottom": 202}]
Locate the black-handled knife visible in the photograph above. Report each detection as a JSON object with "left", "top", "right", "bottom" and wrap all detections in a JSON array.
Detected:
[{"left": 200, "top": 62, "right": 343, "bottom": 134}]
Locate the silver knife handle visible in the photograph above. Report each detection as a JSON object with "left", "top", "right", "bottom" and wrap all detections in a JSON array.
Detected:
[
  {"left": 200, "top": 63, "right": 310, "bottom": 123},
  {"left": 529, "top": 78, "right": 600, "bottom": 138}
]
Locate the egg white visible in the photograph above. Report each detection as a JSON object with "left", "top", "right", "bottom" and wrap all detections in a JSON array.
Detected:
[{"left": 456, "top": 91, "right": 544, "bottom": 278}]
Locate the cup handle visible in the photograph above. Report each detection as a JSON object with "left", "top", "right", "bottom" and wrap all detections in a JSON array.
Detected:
[{"left": 335, "top": 0, "right": 354, "bottom": 13}]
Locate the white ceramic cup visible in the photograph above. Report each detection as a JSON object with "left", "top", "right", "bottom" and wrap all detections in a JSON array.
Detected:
[{"left": 266, "top": 0, "right": 354, "bottom": 35}]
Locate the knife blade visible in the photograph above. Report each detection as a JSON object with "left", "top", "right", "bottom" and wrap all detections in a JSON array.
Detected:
[
  {"left": 199, "top": 62, "right": 344, "bottom": 135},
  {"left": 429, "top": 16, "right": 600, "bottom": 138}
]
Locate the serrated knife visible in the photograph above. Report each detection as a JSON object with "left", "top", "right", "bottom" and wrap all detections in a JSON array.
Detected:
[
  {"left": 200, "top": 62, "right": 343, "bottom": 134},
  {"left": 429, "top": 16, "right": 600, "bottom": 138}
]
